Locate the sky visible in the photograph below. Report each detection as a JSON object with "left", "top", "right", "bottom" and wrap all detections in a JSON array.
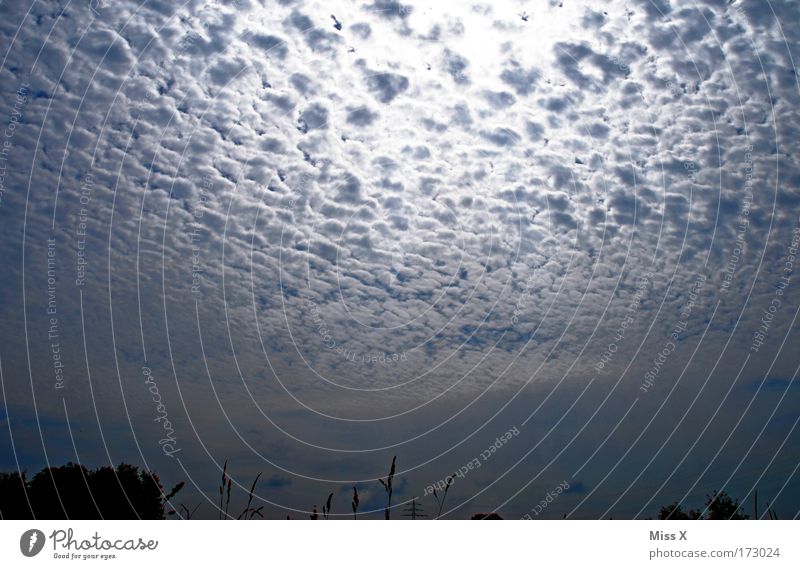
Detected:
[{"left": 1, "top": 0, "right": 799, "bottom": 519}]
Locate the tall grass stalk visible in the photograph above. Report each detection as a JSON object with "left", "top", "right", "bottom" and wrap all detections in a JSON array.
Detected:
[
  {"left": 433, "top": 474, "right": 455, "bottom": 519},
  {"left": 322, "top": 492, "right": 333, "bottom": 520},
  {"left": 378, "top": 456, "right": 396, "bottom": 520},
  {"left": 218, "top": 460, "right": 228, "bottom": 520}
]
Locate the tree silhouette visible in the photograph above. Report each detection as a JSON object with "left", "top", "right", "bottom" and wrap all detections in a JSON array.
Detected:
[
  {"left": 658, "top": 490, "right": 748, "bottom": 520},
  {"left": 0, "top": 462, "right": 182, "bottom": 519},
  {"left": 0, "top": 471, "right": 33, "bottom": 518},
  {"left": 705, "top": 490, "right": 748, "bottom": 519},
  {"left": 657, "top": 501, "right": 701, "bottom": 520}
]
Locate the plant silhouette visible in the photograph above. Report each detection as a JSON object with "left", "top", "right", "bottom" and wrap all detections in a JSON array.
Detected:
[
  {"left": 0, "top": 460, "right": 767, "bottom": 521},
  {"left": 322, "top": 492, "right": 333, "bottom": 519},
  {"left": 432, "top": 473, "right": 455, "bottom": 519},
  {"left": 377, "top": 455, "right": 396, "bottom": 520},
  {"left": 237, "top": 472, "right": 263, "bottom": 520},
  {"left": 351, "top": 486, "right": 359, "bottom": 520},
  {"left": 215, "top": 460, "right": 263, "bottom": 520}
]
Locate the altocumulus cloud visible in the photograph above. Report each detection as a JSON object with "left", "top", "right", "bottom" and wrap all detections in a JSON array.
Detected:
[{"left": 0, "top": 0, "right": 799, "bottom": 519}]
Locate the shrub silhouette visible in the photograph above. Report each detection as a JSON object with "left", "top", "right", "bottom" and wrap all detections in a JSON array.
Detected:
[
  {"left": 0, "top": 462, "right": 182, "bottom": 519},
  {"left": 471, "top": 512, "right": 503, "bottom": 520}
]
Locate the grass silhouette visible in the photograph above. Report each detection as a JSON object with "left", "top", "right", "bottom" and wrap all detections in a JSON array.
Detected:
[
  {"left": 432, "top": 474, "right": 455, "bottom": 519},
  {"left": 377, "top": 455, "right": 397, "bottom": 520},
  {"left": 351, "top": 486, "right": 359, "bottom": 520},
  {"left": 215, "top": 460, "right": 263, "bottom": 520}
]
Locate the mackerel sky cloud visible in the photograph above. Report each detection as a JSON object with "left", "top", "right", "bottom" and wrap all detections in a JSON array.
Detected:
[{"left": 1, "top": 0, "right": 799, "bottom": 519}]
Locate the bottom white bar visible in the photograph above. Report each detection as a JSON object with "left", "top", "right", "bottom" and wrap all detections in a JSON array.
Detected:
[{"left": 1, "top": 521, "right": 797, "bottom": 567}]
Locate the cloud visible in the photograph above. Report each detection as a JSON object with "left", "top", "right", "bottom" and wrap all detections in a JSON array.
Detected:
[
  {"left": 499, "top": 62, "right": 540, "bottom": 95},
  {"left": 250, "top": 33, "right": 289, "bottom": 59},
  {"left": 264, "top": 475, "right": 293, "bottom": 489},
  {"left": 482, "top": 90, "right": 516, "bottom": 109},
  {"left": 364, "top": 71, "right": 409, "bottom": 103},
  {"left": 298, "top": 102, "right": 329, "bottom": 132},
  {"left": 480, "top": 128, "right": 521, "bottom": 147},
  {"left": 365, "top": 0, "right": 412, "bottom": 20},
  {"left": 345, "top": 106, "right": 379, "bottom": 126},
  {"left": 442, "top": 48, "right": 470, "bottom": 85},
  {"left": 350, "top": 22, "right": 372, "bottom": 39}
]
